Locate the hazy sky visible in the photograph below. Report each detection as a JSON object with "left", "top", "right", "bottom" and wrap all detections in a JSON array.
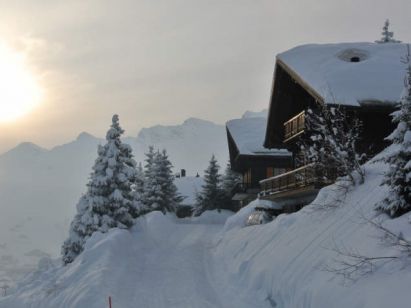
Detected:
[{"left": 0, "top": 0, "right": 410, "bottom": 153}]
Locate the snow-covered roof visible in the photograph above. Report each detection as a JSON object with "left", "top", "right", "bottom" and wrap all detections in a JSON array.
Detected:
[
  {"left": 277, "top": 42, "right": 409, "bottom": 107},
  {"left": 226, "top": 117, "right": 291, "bottom": 156}
]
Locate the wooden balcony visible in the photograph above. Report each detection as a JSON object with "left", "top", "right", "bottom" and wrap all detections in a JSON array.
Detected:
[
  {"left": 284, "top": 111, "right": 305, "bottom": 142},
  {"left": 259, "top": 163, "right": 336, "bottom": 197}
]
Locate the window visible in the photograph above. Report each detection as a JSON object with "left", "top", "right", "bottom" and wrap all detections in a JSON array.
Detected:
[{"left": 243, "top": 169, "right": 252, "bottom": 184}]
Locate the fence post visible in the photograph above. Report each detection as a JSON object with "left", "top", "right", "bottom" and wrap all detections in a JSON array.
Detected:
[{"left": 109, "top": 296, "right": 112, "bottom": 308}]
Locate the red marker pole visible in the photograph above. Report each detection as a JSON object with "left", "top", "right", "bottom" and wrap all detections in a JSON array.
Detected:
[{"left": 108, "top": 296, "right": 112, "bottom": 308}]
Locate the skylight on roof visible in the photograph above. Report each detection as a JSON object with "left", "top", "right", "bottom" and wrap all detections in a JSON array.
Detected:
[{"left": 337, "top": 48, "right": 370, "bottom": 63}]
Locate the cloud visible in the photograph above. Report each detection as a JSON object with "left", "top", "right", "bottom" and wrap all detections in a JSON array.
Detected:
[{"left": 0, "top": 0, "right": 410, "bottom": 153}]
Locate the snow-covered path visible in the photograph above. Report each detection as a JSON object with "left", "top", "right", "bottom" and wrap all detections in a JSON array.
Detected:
[
  {"left": 119, "top": 214, "right": 270, "bottom": 308},
  {"left": 0, "top": 212, "right": 270, "bottom": 308},
  {"left": 123, "top": 219, "right": 224, "bottom": 307}
]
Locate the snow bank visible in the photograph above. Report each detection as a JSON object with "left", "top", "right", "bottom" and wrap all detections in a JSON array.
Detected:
[
  {"left": 0, "top": 211, "right": 245, "bottom": 308},
  {"left": 214, "top": 155, "right": 411, "bottom": 307},
  {"left": 183, "top": 209, "right": 232, "bottom": 225},
  {"left": 223, "top": 198, "right": 279, "bottom": 232}
]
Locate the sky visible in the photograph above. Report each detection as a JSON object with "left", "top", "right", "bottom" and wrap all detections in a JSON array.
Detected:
[{"left": 0, "top": 0, "right": 410, "bottom": 153}]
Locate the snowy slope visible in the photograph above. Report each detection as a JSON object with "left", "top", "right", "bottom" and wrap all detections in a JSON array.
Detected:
[
  {"left": 3, "top": 149, "right": 411, "bottom": 307},
  {"left": 214, "top": 152, "right": 411, "bottom": 307},
  {"left": 0, "top": 211, "right": 268, "bottom": 308}
]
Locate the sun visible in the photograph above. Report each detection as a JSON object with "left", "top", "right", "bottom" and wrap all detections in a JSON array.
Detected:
[{"left": 0, "top": 42, "right": 42, "bottom": 123}]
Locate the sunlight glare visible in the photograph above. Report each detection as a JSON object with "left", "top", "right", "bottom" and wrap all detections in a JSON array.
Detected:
[{"left": 0, "top": 41, "right": 42, "bottom": 123}]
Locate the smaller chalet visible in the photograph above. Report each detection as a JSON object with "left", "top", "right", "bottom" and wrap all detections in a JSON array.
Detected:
[
  {"left": 260, "top": 42, "right": 409, "bottom": 210},
  {"left": 226, "top": 116, "right": 292, "bottom": 206}
]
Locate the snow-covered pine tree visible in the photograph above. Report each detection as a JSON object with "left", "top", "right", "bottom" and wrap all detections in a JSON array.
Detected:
[
  {"left": 375, "top": 19, "right": 401, "bottom": 44},
  {"left": 155, "top": 149, "right": 184, "bottom": 213},
  {"left": 61, "top": 115, "right": 139, "bottom": 265},
  {"left": 377, "top": 53, "right": 411, "bottom": 217},
  {"left": 133, "top": 162, "right": 148, "bottom": 214},
  {"left": 299, "top": 106, "right": 363, "bottom": 184},
  {"left": 144, "top": 146, "right": 156, "bottom": 180},
  {"left": 135, "top": 162, "right": 145, "bottom": 198},
  {"left": 194, "top": 155, "right": 226, "bottom": 216},
  {"left": 221, "top": 161, "right": 241, "bottom": 207},
  {"left": 142, "top": 147, "right": 163, "bottom": 212}
]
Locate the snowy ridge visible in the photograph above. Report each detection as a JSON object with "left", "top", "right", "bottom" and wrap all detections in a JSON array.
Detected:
[
  {"left": 3, "top": 148, "right": 411, "bottom": 307},
  {"left": 241, "top": 109, "right": 268, "bottom": 119}
]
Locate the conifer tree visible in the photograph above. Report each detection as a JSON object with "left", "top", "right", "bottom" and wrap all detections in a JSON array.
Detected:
[
  {"left": 61, "top": 115, "right": 139, "bottom": 264},
  {"left": 142, "top": 148, "right": 163, "bottom": 212},
  {"left": 194, "top": 155, "right": 226, "bottom": 215},
  {"left": 375, "top": 19, "right": 401, "bottom": 44},
  {"left": 377, "top": 53, "right": 411, "bottom": 217},
  {"left": 135, "top": 162, "right": 145, "bottom": 198},
  {"left": 220, "top": 162, "right": 242, "bottom": 211},
  {"left": 142, "top": 149, "right": 183, "bottom": 213},
  {"left": 133, "top": 162, "right": 147, "bottom": 213},
  {"left": 222, "top": 161, "right": 241, "bottom": 197},
  {"left": 156, "top": 149, "right": 183, "bottom": 213},
  {"left": 298, "top": 106, "right": 363, "bottom": 183}
]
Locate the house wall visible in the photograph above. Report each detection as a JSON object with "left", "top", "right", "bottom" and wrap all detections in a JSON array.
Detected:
[
  {"left": 242, "top": 166, "right": 289, "bottom": 189},
  {"left": 358, "top": 109, "right": 394, "bottom": 156},
  {"left": 266, "top": 63, "right": 395, "bottom": 159},
  {"left": 265, "top": 63, "right": 318, "bottom": 148}
]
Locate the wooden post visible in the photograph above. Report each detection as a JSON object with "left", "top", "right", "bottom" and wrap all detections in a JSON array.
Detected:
[{"left": 108, "top": 296, "right": 112, "bottom": 308}]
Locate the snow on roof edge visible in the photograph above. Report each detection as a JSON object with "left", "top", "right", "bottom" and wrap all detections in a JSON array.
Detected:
[{"left": 276, "top": 42, "right": 408, "bottom": 107}]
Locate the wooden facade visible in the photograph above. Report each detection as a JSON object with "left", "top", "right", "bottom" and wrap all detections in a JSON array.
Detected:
[
  {"left": 259, "top": 58, "right": 396, "bottom": 211},
  {"left": 264, "top": 60, "right": 395, "bottom": 152},
  {"left": 226, "top": 126, "right": 292, "bottom": 207}
]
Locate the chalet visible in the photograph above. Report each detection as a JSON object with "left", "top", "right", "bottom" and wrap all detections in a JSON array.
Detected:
[
  {"left": 226, "top": 116, "right": 292, "bottom": 207},
  {"left": 259, "top": 42, "right": 410, "bottom": 211}
]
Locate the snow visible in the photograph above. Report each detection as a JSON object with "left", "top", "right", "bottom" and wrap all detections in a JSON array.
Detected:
[
  {"left": 278, "top": 42, "right": 409, "bottom": 106},
  {"left": 223, "top": 198, "right": 280, "bottom": 232},
  {"left": 0, "top": 116, "right": 229, "bottom": 284},
  {"left": 127, "top": 117, "right": 228, "bottom": 174},
  {"left": 226, "top": 117, "right": 291, "bottom": 156},
  {"left": 174, "top": 176, "right": 204, "bottom": 206},
  {"left": 241, "top": 109, "right": 268, "bottom": 119},
  {"left": 4, "top": 147, "right": 411, "bottom": 307},
  {"left": 1, "top": 211, "right": 264, "bottom": 308}
]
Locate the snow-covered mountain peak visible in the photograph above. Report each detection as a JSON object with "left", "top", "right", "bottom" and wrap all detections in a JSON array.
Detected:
[
  {"left": 2, "top": 142, "right": 47, "bottom": 159},
  {"left": 76, "top": 132, "right": 98, "bottom": 142},
  {"left": 11, "top": 142, "right": 46, "bottom": 153},
  {"left": 241, "top": 109, "right": 268, "bottom": 119},
  {"left": 182, "top": 117, "right": 217, "bottom": 127}
]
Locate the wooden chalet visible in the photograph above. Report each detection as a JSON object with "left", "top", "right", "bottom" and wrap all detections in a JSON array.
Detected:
[
  {"left": 226, "top": 116, "right": 292, "bottom": 207},
  {"left": 260, "top": 42, "right": 409, "bottom": 211}
]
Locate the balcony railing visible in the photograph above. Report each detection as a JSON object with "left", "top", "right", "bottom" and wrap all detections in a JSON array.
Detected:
[
  {"left": 259, "top": 163, "right": 336, "bottom": 197},
  {"left": 284, "top": 111, "right": 305, "bottom": 142}
]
